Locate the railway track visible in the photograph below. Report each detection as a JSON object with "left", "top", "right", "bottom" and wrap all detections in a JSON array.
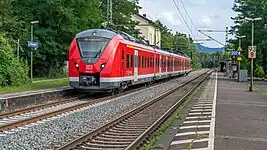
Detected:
[
  {"left": 0, "top": 92, "right": 125, "bottom": 133},
  {"left": 57, "top": 70, "right": 212, "bottom": 150},
  {"left": 0, "top": 71, "right": 199, "bottom": 134}
]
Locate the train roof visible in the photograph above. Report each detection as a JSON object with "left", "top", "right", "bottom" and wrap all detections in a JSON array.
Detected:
[
  {"left": 76, "top": 29, "right": 191, "bottom": 59},
  {"left": 76, "top": 29, "right": 117, "bottom": 39}
]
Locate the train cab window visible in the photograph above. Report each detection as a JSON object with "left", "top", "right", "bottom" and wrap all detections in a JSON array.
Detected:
[{"left": 77, "top": 37, "right": 110, "bottom": 59}]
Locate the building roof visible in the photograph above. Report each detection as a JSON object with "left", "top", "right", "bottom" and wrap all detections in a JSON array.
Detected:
[{"left": 136, "top": 14, "right": 154, "bottom": 25}]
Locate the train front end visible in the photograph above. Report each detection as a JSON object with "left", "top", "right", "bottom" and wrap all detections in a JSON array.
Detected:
[{"left": 68, "top": 29, "right": 120, "bottom": 92}]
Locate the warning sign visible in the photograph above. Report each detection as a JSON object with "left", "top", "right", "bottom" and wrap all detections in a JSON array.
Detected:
[
  {"left": 248, "top": 46, "right": 256, "bottom": 59},
  {"left": 237, "top": 57, "right": 242, "bottom": 61}
]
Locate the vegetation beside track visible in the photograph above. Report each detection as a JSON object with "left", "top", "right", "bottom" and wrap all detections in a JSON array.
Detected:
[
  {"left": 253, "top": 85, "right": 267, "bottom": 97},
  {"left": 0, "top": 78, "right": 68, "bottom": 94},
  {"left": 139, "top": 77, "right": 207, "bottom": 150}
]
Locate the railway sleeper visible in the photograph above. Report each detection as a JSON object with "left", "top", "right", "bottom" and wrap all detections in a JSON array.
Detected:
[
  {"left": 119, "top": 121, "right": 152, "bottom": 126},
  {"left": 124, "top": 118, "right": 156, "bottom": 122},
  {"left": 105, "top": 131, "right": 140, "bottom": 136},
  {"left": 108, "top": 128, "right": 143, "bottom": 134},
  {"left": 78, "top": 146, "right": 105, "bottom": 150},
  {"left": 120, "top": 119, "right": 151, "bottom": 124},
  {"left": 96, "top": 136, "right": 134, "bottom": 142},
  {"left": 112, "top": 126, "right": 146, "bottom": 132},
  {"left": 90, "top": 139, "right": 132, "bottom": 145},
  {"left": 100, "top": 133, "right": 137, "bottom": 139},
  {"left": 82, "top": 142, "right": 128, "bottom": 149},
  {"left": 116, "top": 124, "right": 149, "bottom": 129}
]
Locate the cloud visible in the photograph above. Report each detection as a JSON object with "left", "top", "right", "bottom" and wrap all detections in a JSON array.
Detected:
[
  {"left": 138, "top": 0, "right": 237, "bottom": 47},
  {"left": 161, "top": 12, "right": 181, "bottom": 26},
  {"left": 199, "top": 16, "right": 213, "bottom": 27},
  {"left": 183, "top": 0, "right": 207, "bottom": 6}
]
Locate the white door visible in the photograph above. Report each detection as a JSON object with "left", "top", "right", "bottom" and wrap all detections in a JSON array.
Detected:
[
  {"left": 159, "top": 55, "right": 162, "bottom": 77},
  {"left": 134, "top": 50, "right": 138, "bottom": 82}
]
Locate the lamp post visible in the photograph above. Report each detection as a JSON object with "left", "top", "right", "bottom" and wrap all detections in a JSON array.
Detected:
[
  {"left": 236, "top": 35, "right": 246, "bottom": 82},
  {"left": 30, "top": 21, "right": 39, "bottom": 83},
  {"left": 239, "top": 17, "right": 262, "bottom": 91}
]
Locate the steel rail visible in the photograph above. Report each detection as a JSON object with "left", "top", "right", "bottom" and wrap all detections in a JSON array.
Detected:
[
  {"left": 126, "top": 71, "right": 212, "bottom": 149},
  {"left": 0, "top": 97, "right": 81, "bottom": 119},
  {"left": 57, "top": 70, "right": 212, "bottom": 150},
  {"left": 0, "top": 94, "right": 117, "bottom": 132},
  {"left": 0, "top": 72, "right": 191, "bottom": 132}
]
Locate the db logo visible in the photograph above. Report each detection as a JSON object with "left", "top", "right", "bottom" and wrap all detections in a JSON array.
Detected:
[
  {"left": 126, "top": 70, "right": 132, "bottom": 75},
  {"left": 86, "top": 65, "right": 93, "bottom": 70}
]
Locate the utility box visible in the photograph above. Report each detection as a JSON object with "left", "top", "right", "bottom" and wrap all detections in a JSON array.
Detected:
[{"left": 239, "top": 70, "right": 248, "bottom": 82}]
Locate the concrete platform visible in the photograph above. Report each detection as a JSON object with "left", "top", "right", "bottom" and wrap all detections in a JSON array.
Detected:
[
  {"left": 0, "top": 86, "right": 75, "bottom": 113},
  {"left": 153, "top": 72, "right": 267, "bottom": 150},
  {"left": 215, "top": 73, "right": 267, "bottom": 150},
  {"left": 0, "top": 86, "right": 71, "bottom": 100}
]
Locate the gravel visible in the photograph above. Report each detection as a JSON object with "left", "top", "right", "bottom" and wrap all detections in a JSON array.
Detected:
[
  {"left": 0, "top": 70, "right": 207, "bottom": 149},
  {"left": 0, "top": 101, "right": 87, "bottom": 126}
]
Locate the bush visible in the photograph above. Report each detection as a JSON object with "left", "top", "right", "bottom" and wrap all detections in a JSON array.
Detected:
[
  {"left": 255, "top": 65, "right": 265, "bottom": 78},
  {"left": 0, "top": 35, "right": 29, "bottom": 86}
]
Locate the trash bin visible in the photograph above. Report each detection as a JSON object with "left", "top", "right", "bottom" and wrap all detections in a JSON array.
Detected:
[{"left": 239, "top": 70, "right": 248, "bottom": 82}]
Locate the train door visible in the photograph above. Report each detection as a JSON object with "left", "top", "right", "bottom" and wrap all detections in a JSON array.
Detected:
[
  {"left": 159, "top": 55, "right": 162, "bottom": 77},
  {"left": 121, "top": 49, "right": 125, "bottom": 78},
  {"left": 173, "top": 58, "right": 175, "bottom": 72},
  {"left": 166, "top": 57, "right": 168, "bottom": 73},
  {"left": 134, "top": 50, "right": 138, "bottom": 82}
]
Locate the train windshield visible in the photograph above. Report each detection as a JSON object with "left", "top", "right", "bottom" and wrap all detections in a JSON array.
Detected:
[{"left": 77, "top": 37, "right": 110, "bottom": 59}]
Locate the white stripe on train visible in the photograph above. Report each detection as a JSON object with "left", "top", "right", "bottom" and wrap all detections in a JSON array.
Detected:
[{"left": 69, "top": 69, "right": 192, "bottom": 82}]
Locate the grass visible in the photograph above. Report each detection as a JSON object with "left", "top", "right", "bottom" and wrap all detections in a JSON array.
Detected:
[
  {"left": 0, "top": 78, "right": 69, "bottom": 94},
  {"left": 33, "top": 76, "right": 67, "bottom": 81},
  {"left": 253, "top": 85, "right": 267, "bottom": 97}
]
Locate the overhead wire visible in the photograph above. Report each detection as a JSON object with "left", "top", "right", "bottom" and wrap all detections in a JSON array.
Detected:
[
  {"left": 172, "top": 0, "right": 195, "bottom": 39},
  {"left": 178, "top": 0, "right": 199, "bottom": 36},
  {"left": 177, "top": 0, "right": 225, "bottom": 46}
]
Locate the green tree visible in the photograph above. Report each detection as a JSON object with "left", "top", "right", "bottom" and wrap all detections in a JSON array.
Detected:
[
  {"left": 0, "top": 35, "right": 29, "bottom": 86},
  {"left": 7, "top": 0, "right": 105, "bottom": 78},
  {"left": 230, "top": 0, "right": 267, "bottom": 73},
  {"left": 154, "top": 20, "right": 174, "bottom": 49},
  {"left": 154, "top": 20, "right": 201, "bottom": 69},
  {"left": 255, "top": 65, "right": 265, "bottom": 78},
  {"left": 102, "top": 0, "right": 141, "bottom": 37}
]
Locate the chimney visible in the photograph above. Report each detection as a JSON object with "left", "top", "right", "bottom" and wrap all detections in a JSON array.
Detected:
[{"left": 143, "top": 14, "right": 147, "bottom": 18}]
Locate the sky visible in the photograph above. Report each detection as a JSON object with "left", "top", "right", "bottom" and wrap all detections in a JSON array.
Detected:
[{"left": 137, "top": 0, "right": 237, "bottom": 48}]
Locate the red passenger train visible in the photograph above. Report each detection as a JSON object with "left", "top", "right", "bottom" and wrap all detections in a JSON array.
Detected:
[{"left": 68, "top": 29, "right": 192, "bottom": 92}]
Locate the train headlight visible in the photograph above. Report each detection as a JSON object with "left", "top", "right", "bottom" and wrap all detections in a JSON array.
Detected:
[
  {"left": 100, "top": 63, "right": 106, "bottom": 71},
  {"left": 75, "top": 63, "right": 79, "bottom": 69}
]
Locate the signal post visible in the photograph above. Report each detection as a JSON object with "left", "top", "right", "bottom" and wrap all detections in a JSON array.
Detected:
[
  {"left": 248, "top": 46, "right": 256, "bottom": 91},
  {"left": 237, "top": 47, "right": 242, "bottom": 82}
]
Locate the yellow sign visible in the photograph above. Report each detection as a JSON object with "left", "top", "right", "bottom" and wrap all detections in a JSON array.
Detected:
[
  {"left": 237, "top": 57, "right": 242, "bottom": 61},
  {"left": 238, "top": 47, "right": 242, "bottom": 51}
]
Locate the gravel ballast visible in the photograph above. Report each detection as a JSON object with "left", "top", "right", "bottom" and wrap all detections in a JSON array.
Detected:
[{"left": 0, "top": 70, "right": 207, "bottom": 149}]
